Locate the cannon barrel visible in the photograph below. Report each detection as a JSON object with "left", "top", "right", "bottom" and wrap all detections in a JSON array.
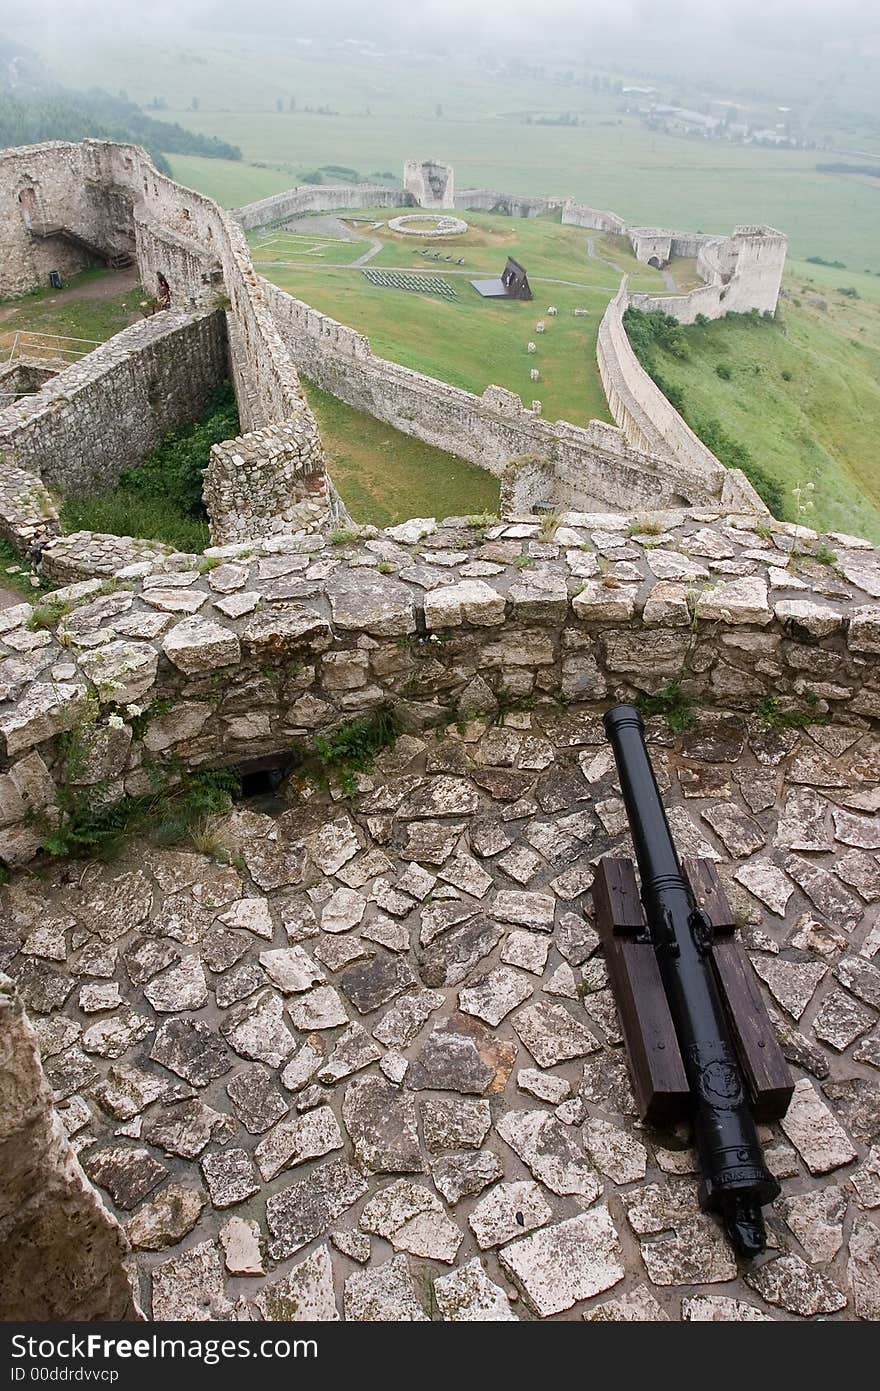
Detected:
[{"left": 603, "top": 703, "right": 779, "bottom": 1256}]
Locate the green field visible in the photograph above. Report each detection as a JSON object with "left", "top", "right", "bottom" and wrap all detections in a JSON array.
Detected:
[
  {"left": 303, "top": 383, "right": 499, "bottom": 526},
  {"left": 168, "top": 134, "right": 880, "bottom": 272},
  {"left": 638, "top": 278, "right": 880, "bottom": 544},
  {"left": 250, "top": 211, "right": 683, "bottom": 426}
]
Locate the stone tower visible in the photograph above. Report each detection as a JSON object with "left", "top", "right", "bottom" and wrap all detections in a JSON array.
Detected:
[
  {"left": 724, "top": 225, "right": 788, "bottom": 316},
  {"left": 403, "top": 159, "right": 455, "bottom": 210}
]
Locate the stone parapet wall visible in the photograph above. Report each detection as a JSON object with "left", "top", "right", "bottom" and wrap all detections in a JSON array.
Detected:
[
  {"left": 561, "top": 202, "right": 627, "bottom": 234},
  {"left": 0, "top": 141, "right": 132, "bottom": 298},
  {"left": 0, "top": 309, "right": 228, "bottom": 496},
  {"left": 596, "top": 281, "right": 733, "bottom": 488},
  {"left": 0, "top": 509, "right": 877, "bottom": 868},
  {"left": 0, "top": 976, "right": 140, "bottom": 1319},
  {"left": 39, "top": 532, "right": 176, "bottom": 585},
  {"left": 233, "top": 184, "right": 406, "bottom": 232},
  {"left": 263, "top": 280, "right": 724, "bottom": 513}
]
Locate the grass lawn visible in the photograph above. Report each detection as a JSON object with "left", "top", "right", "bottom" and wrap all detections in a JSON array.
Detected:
[
  {"left": 639, "top": 278, "right": 880, "bottom": 543},
  {"left": 250, "top": 210, "right": 680, "bottom": 427},
  {"left": 0, "top": 269, "right": 144, "bottom": 351},
  {"left": 302, "top": 382, "right": 499, "bottom": 527},
  {"left": 251, "top": 229, "right": 372, "bottom": 268}
]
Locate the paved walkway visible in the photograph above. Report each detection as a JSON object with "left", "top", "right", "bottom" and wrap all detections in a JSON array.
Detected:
[{"left": 9, "top": 706, "right": 877, "bottom": 1320}]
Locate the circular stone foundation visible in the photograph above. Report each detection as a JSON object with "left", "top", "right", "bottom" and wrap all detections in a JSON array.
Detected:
[{"left": 387, "top": 213, "right": 468, "bottom": 237}]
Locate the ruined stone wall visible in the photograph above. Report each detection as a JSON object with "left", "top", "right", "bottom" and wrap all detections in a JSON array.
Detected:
[
  {"left": 629, "top": 230, "right": 674, "bottom": 266},
  {"left": 233, "top": 184, "right": 407, "bottom": 232},
  {"left": 204, "top": 420, "right": 329, "bottom": 545},
  {"left": 596, "top": 281, "right": 735, "bottom": 488},
  {"left": 0, "top": 358, "right": 58, "bottom": 408},
  {"left": 455, "top": 189, "right": 566, "bottom": 218},
  {"left": 0, "top": 508, "right": 877, "bottom": 868},
  {"left": 0, "top": 976, "right": 140, "bottom": 1319},
  {"left": 263, "top": 280, "right": 724, "bottom": 512},
  {"left": 0, "top": 309, "right": 228, "bottom": 496},
  {"left": 404, "top": 160, "right": 455, "bottom": 209},
  {"left": 561, "top": 202, "right": 627, "bottom": 234},
  {"left": 2, "top": 142, "right": 315, "bottom": 436},
  {"left": 0, "top": 142, "right": 120, "bottom": 297},
  {"left": 1, "top": 142, "right": 330, "bottom": 552},
  {"left": 631, "top": 228, "right": 787, "bottom": 325}
]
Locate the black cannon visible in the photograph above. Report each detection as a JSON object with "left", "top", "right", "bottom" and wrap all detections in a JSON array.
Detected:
[{"left": 597, "top": 704, "right": 791, "bottom": 1256}]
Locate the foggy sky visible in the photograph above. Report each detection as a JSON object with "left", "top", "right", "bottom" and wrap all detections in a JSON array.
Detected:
[{"left": 2, "top": 0, "right": 877, "bottom": 53}]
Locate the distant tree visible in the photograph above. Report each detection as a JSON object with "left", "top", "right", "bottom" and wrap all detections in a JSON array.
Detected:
[
  {"left": 436, "top": 103, "right": 443, "bottom": 118},
  {"left": 190, "top": 96, "right": 198, "bottom": 111},
  {"left": 289, "top": 97, "right": 296, "bottom": 111},
  {"left": 276, "top": 97, "right": 283, "bottom": 112}
]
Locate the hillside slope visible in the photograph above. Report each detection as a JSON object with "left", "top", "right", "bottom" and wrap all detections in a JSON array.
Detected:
[{"left": 630, "top": 272, "right": 880, "bottom": 543}]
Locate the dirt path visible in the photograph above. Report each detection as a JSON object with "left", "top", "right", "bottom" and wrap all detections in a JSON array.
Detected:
[{"left": 0, "top": 267, "right": 139, "bottom": 325}]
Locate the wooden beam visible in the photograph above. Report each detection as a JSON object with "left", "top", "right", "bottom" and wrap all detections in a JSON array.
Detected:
[
  {"left": 683, "top": 859, "right": 794, "bottom": 1122},
  {"left": 593, "top": 858, "right": 689, "bottom": 1124}
]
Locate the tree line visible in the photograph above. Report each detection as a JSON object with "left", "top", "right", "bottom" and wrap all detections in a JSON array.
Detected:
[{"left": 0, "top": 86, "right": 242, "bottom": 169}]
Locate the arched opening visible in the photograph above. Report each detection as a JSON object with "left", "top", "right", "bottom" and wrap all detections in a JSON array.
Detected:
[
  {"left": 17, "top": 185, "right": 38, "bottom": 230},
  {"left": 648, "top": 255, "right": 662, "bottom": 269}
]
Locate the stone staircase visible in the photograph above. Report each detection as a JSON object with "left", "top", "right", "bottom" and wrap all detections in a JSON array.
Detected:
[{"left": 28, "top": 222, "right": 133, "bottom": 270}]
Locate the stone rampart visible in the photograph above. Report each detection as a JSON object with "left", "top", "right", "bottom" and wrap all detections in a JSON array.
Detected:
[
  {"left": 561, "top": 202, "right": 627, "bottom": 234},
  {"left": 455, "top": 189, "right": 566, "bottom": 218},
  {"left": 595, "top": 281, "right": 749, "bottom": 496},
  {"left": 0, "top": 509, "right": 877, "bottom": 869},
  {"left": 204, "top": 420, "right": 328, "bottom": 545}
]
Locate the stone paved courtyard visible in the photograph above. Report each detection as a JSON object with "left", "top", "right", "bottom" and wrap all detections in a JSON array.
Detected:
[{"left": 3, "top": 704, "right": 879, "bottom": 1320}]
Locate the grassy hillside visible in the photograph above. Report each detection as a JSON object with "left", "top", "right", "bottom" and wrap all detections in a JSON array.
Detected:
[{"left": 629, "top": 277, "right": 880, "bottom": 543}]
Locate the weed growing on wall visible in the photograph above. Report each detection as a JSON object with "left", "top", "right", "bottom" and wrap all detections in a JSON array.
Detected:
[
  {"left": 637, "top": 681, "right": 697, "bottom": 732},
  {"left": 754, "top": 691, "right": 826, "bottom": 731},
  {"left": 40, "top": 759, "right": 239, "bottom": 861},
  {"left": 59, "top": 382, "right": 240, "bottom": 553},
  {"left": 307, "top": 704, "right": 400, "bottom": 796}
]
